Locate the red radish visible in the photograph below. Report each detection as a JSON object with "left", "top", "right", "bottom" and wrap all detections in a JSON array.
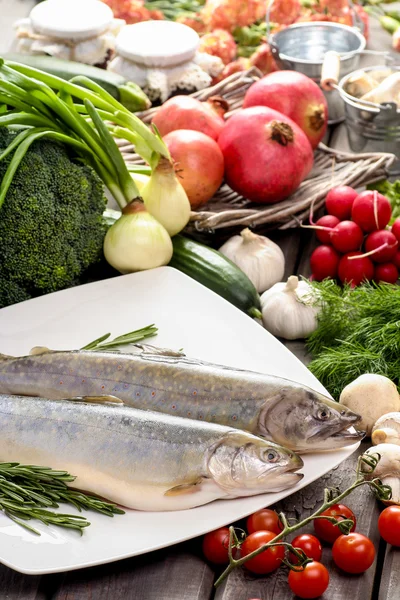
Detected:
[
  {"left": 330, "top": 220, "right": 364, "bottom": 253},
  {"left": 151, "top": 95, "right": 228, "bottom": 140},
  {"left": 351, "top": 191, "right": 392, "bottom": 232},
  {"left": 393, "top": 250, "right": 400, "bottom": 269},
  {"left": 163, "top": 130, "right": 224, "bottom": 209},
  {"left": 364, "top": 230, "right": 398, "bottom": 263},
  {"left": 218, "top": 106, "right": 314, "bottom": 204},
  {"left": 325, "top": 186, "right": 358, "bottom": 220},
  {"left": 310, "top": 245, "right": 340, "bottom": 281},
  {"left": 243, "top": 71, "right": 328, "bottom": 149},
  {"left": 338, "top": 252, "right": 374, "bottom": 286},
  {"left": 391, "top": 218, "right": 400, "bottom": 243},
  {"left": 374, "top": 262, "right": 399, "bottom": 284},
  {"left": 314, "top": 215, "right": 340, "bottom": 243}
]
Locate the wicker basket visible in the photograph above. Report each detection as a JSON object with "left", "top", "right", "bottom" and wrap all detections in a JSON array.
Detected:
[{"left": 118, "top": 68, "right": 396, "bottom": 234}]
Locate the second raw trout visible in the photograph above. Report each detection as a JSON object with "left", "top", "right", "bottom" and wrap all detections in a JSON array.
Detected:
[{"left": 0, "top": 346, "right": 363, "bottom": 452}]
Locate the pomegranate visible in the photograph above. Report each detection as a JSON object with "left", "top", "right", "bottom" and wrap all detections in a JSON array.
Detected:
[
  {"left": 243, "top": 71, "right": 328, "bottom": 149},
  {"left": 164, "top": 129, "right": 224, "bottom": 209},
  {"left": 218, "top": 106, "right": 314, "bottom": 204},
  {"left": 249, "top": 43, "right": 278, "bottom": 75},
  {"left": 212, "top": 58, "right": 251, "bottom": 85},
  {"left": 151, "top": 96, "right": 228, "bottom": 140}
]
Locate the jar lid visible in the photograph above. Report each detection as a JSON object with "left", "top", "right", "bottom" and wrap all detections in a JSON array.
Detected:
[
  {"left": 30, "top": 0, "right": 114, "bottom": 41},
  {"left": 115, "top": 21, "right": 200, "bottom": 68}
]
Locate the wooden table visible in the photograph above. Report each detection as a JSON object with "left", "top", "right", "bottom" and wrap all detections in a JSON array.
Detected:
[{"left": 1, "top": 2, "right": 400, "bottom": 598}]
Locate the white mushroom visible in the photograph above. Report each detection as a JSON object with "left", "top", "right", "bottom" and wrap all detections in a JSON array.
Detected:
[
  {"left": 364, "top": 444, "right": 400, "bottom": 505},
  {"left": 361, "top": 72, "right": 400, "bottom": 107},
  {"left": 345, "top": 71, "right": 378, "bottom": 98},
  {"left": 339, "top": 374, "right": 400, "bottom": 437},
  {"left": 370, "top": 69, "right": 393, "bottom": 84},
  {"left": 372, "top": 413, "right": 400, "bottom": 446}
]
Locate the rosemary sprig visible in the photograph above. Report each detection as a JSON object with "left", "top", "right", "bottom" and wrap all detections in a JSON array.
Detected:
[
  {"left": 215, "top": 452, "right": 390, "bottom": 586},
  {"left": 0, "top": 462, "right": 124, "bottom": 536},
  {"left": 81, "top": 324, "right": 158, "bottom": 351}
]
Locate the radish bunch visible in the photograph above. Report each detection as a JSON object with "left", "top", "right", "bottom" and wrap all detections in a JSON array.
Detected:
[{"left": 309, "top": 186, "right": 400, "bottom": 287}]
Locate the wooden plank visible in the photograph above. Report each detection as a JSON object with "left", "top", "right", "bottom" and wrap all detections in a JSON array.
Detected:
[
  {"left": 0, "top": 563, "right": 43, "bottom": 600},
  {"left": 215, "top": 440, "right": 382, "bottom": 600},
  {"left": 378, "top": 545, "right": 400, "bottom": 600},
  {"left": 52, "top": 542, "right": 214, "bottom": 600}
]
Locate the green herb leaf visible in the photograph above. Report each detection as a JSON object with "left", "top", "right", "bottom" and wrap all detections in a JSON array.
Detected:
[
  {"left": 0, "top": 462, "right": 125, "bottom": 535},
  {"left": 306, "top": 280, "right": 400, "bottom": 399},
  {"left": 81, "top": 324, "right": 158, "bottom": 351}
]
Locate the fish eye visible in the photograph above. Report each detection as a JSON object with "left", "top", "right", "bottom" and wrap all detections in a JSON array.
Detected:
[
  {"left": 317, "top": 408, "right": 330, "bottom": 421},
  {"left": 263, "top": 448, "right": 279, "bottom": 463}
]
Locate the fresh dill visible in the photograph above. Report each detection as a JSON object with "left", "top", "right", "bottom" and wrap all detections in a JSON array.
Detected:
[{"left": 306, "top": 280, "right": 400, "bottom": 399}]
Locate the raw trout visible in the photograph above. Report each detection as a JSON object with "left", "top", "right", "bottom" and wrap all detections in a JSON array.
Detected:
[
  {"left": 0, "top": 395, "right": 303, "bottom": 511},
  {"left": 0, "top": 346, "right": 363, "bottom": 452}
]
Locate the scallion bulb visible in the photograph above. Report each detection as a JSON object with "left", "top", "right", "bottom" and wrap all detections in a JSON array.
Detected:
[
  {"left": 141, "top": 157, "right": 191, "bottom": 236},
  {"left": 103, "top": 200, "right": 173, "bottom": 273}
]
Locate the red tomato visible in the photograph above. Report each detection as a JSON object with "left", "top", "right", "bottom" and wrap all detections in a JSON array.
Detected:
[
  {"left": 290, "top": 534, "right": 322, "bottom": 563},
  {"left": 378, "top": 506, "right": 400, "bottom": 546},
  {"left": 246, "top": 509, "right": 283, "bottom": 535},
  {"left": 332, "top": 533, "right": 375, "bottom": 574},
  {"left": 313, "top": 503, "right": 356, "bottom": 543},
  {"left": 240, "top": 530, "right": 284, "bottom": 574},
  {"left": 202, "top": 527, "right": 230, "bottom": 564},
  {"left": 288, "top": 561, "right": 330, "bottom": 599}
]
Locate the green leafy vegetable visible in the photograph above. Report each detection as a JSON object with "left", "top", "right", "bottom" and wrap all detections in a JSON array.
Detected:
[
  {"left": 0, "top": 463, "right": 124, "bottom": 535},
  {"left": 0, "top": 128, "right": 107, "bottom": 308},
  {"left": 233, "top": 22, "right": 267, "bottom": 58},
  {"left": 0, "top": 57, "right": 170, "bottom": 210},
  {"left": 144, "top": 0, "right": 206, "bottom": 20},
  {"left": 367, "top": 179, "right": 400, "bottom": 222},
  {"left": 306, "top": 280, "right": 400, "bottom": 399}
]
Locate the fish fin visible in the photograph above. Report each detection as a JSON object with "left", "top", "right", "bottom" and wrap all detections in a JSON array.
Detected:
[
  {"left": 164, "top": 478, "right": 204, "bottom": 496},
  {"left": 135, "top": 344, "right": 186, "bottom": 358},
  {"left": 63, "top": 395, "right": 124, "bottom": 405},
  {"left": 29, "top": 346, "right": 54, "bottom": 356}
]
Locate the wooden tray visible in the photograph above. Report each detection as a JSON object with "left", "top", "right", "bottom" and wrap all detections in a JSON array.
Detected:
[{"left": 118, "top": 68, "right": 396, "bottom": 234}]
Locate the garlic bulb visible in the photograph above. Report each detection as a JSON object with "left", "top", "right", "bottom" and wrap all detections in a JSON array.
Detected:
[
  {"left": 219, "top": 229, "right": 285, "bottom": 293},
  {"left": 260, "top": 276, "right": 320, "bottom": 340}
]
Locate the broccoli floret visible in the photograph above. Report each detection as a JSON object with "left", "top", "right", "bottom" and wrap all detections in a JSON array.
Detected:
[{"left": 0, "top": 128, "right": 107, "bottom": 308}]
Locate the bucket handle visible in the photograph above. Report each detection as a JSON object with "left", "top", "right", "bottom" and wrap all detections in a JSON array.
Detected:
[
  {"left": 266, "top": 0, "right": 363, "bottom": 41},
  {"left": 321, "top": 50, "right": 397, "bottom": 112}
]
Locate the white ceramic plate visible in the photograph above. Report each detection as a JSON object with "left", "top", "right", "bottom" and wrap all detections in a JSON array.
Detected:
[{"left": 0, "top": 267, "right": 359, "bottom": 575}]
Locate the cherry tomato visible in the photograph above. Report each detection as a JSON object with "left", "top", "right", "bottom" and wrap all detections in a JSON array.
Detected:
[
  {"left": 332, "top": 533, "right": 375, "bottom": 574},
  {"left": 240, "top": 530, "right": 284, "bottom": 574},
  {"left": 202, "top": 527, "right": 230, "bottom": 564},
  {"left": 313, "top": 503, "right": 356, "bottom": 543},
  {"left": 288, "top": 561, "right": 330, "bottom": 599},
  {"left": 246, "top": 509, "right": 283, "bottom": 535},
  {"left": 290, "top": 534, "right": 323, "bottom": 564},
  {"left": 378, "top": 506, "right": 400, "bottom": 546}
]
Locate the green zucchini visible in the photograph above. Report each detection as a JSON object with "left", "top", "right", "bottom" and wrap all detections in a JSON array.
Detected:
[
  {"left": 2, "top": 53, "right": 151, "bottom": 112},
  {"left": 170, "top": 235, "right": 262, "bottom": 319}
]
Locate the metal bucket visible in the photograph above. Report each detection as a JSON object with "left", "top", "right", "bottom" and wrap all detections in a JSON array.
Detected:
[
  {"left": 338, "top": 65, "right": 400, "bottom": 157},
  {"left": 269, "top": 22, "right": 366, "bottom": 124}
]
